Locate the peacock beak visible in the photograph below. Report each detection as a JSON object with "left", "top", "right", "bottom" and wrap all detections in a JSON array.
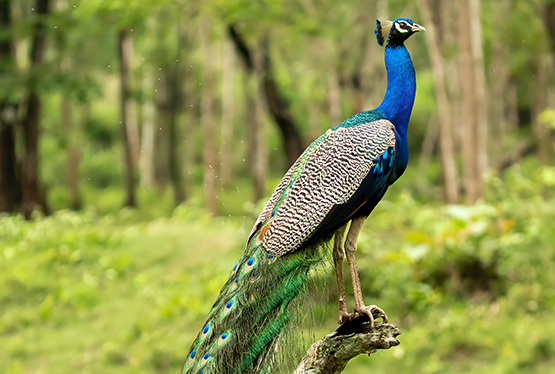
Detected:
[{"left": 411, "top": 23, "right": 426, "bottom": 32}]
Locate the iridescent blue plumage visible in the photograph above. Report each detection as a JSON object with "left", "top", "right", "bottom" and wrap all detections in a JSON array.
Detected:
[{"left": 183, "top": 17, "right": 424, "bottom": 374}]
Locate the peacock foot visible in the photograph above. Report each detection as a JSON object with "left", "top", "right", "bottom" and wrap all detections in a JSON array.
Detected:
[
  {"left": 337, "top": 304, "right": 388, "bottom": 329},
  {"left": 352, "top": 304, "right": 388, "bottom": 330},
  {"left": 337, "top": 309, "right": 353, "bottom": 325}
]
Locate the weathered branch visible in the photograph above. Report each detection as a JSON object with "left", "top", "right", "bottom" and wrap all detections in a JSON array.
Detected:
[{"left": 294, "top": 317, "right": 401, "bottom": 374}]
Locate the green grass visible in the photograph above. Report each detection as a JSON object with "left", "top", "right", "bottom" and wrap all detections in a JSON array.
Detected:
[
  {"left": 1, "top": 164, "right": 555, "bottom": 374},
  {"left": 0, "top": 207, "right": 248, "bottom": 374}
]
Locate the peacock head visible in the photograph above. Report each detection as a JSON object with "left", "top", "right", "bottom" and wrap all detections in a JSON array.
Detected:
[{"left": 375, "top": 18, "right": 425, "bottom": 47}]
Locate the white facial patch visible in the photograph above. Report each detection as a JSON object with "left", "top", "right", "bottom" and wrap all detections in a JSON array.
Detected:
[{"left": 395, "top": 22, "right": 409, "bottom": 33}]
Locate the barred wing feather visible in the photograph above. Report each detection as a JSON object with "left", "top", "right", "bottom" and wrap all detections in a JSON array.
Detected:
[{"left": 250, "top": 119, "right": 396, "bottom": 257}]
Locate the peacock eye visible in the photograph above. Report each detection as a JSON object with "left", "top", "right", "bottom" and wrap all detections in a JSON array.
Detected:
[{"left": 395, "top": 21, "right": 410, "bottom": 33}]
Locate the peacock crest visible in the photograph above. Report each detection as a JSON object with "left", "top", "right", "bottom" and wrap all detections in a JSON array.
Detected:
[{"left": 375, "top": 20, "right": 393, "bottom": 46}]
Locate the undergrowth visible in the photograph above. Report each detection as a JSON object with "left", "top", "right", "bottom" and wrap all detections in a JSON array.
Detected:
[{"left": 1, "top": 163, "right": 554, "bottom": 374}]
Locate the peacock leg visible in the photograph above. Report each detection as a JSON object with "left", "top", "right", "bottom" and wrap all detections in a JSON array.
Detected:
[
  {"left": 333, "top": 224, "right": 350, "bottom": 324},
  {"left": 344, "top": 216, "right": 388, "bottom": 329}
]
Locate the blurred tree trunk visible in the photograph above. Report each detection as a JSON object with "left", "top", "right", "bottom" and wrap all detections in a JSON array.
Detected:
[
  {"left": 345, "top": 14, "right": 369, "bottom": 115},
  {"left": 61, "top": 94, "right": 82, "bottom": 210},
  {"left": 458, "top": 0, "right": 487, "bottom": 205},
  {"left": 166, "top": 63, "right": 185, "bottom": 205},
  {"left": 243, "top": 71, "right": 266, "bottom": 201},
  {"left": 200, "top": 20, "right": 218, "bottom": 216},
  {"left": 168, "top": 24, "right": 188, "bottom": 205},
  {"left": 182, "top": 63, "right": 195, "bottom": 198},
  {"left": 152, "top": 15, "right": 168, "bottom": 193},
  {"left": 348, "top": 55, "right": 365, "bottom": 115},
  {"left": 0, "top": 0, "right": 21, "bottom": 213},
  {"left": 260, "top": 38, "right": 304, "bottom": 167},
  {"left": 488, "top": 0, "right": 514, "bottom": 169},
  {"left": 227, "top": 25, "right": 267, "bottom": 202},
  {"left": 155, "top": 63, "right": 185, "bottom": 205},
  {"left": 328, "top": 70, "right": 341, "bottom": 127},
  {"left": 531, "top": 55, "right": 552, "bottom": 163},
  {"left": 253, "top": 71, "right": 268, "bottom": 202},
  {"left": 307, "top": 101, "right": 320, "bottom": 141},
  {"left": 55, "top": 10, "right": 82, "bottom": 210},
  {"left": 539, "top": 3, "right": 555, "bottom": 161},
  {"left": 118, "top": 29, "right": 138, "bottom": 207},
  {"left": 140, "top": 70, "right": 155, "bottom": 188},
  {"left": 21, "top": 0, "right": 49, "bottom": 219},
  {"left": 228, "top": 24, "right": 304, "bottom": 168},
  {"left": 0, "top": 104, "right": 19, "bottom": 213},
  {"left": 153, "top": 110, "right": 169, "bottom": 192},
  {"left": 418, "top": 0, "right": 459, "bottom": 204},
  {"left": 488, "top": 54, "right": 507, "bottom": 168},
  {"left": 419, "top": 116, "right": 438, "bottom": 169},
  {"left": 543, "top": 2, "right": 555, "bottom": 66},
  {"left": 220, "top": 39, "right": 235, "bottom": 186}
]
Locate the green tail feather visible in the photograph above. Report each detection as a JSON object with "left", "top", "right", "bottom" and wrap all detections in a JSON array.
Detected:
[{"left": 182, "top": 233, "right": 326, "bottom": 374}]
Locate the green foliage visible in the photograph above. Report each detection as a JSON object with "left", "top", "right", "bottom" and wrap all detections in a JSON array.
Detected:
[
  {"left": 1, "top": 163, "right": 555, "bottom": 373},
  {"left": 0, "top": 205, "right": 246, "bottom": 374},
  {"left": 340, "top": 163, "right": 555, "bottom": 373},
  {"left": 540, "top": 109, "right": 555, "bottom": 131}
]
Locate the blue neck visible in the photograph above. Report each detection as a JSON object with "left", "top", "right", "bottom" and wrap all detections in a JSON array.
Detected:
[{"left": 376, "top": 44, "right": 416, "bottom": 139}]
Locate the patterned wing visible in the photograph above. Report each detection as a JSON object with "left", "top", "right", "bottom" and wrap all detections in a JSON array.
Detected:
[{"left": 249, "top": 119, "right": 396, "bottom": 257}]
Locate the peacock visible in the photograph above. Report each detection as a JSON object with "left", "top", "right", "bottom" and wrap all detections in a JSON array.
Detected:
[{"left": 183, "top": 18, "right": 425, "bottom": 374}]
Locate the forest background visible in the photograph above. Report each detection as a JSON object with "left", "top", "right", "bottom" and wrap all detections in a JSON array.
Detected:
[{"left": 1, "top": 0, "right": 555, "bottom": 373}]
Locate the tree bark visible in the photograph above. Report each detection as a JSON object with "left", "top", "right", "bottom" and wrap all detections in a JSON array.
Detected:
[
  {"left": 200, "top": 20, "right": 218, "bottom": 216},
  {"left": 0, "top": 104, "right": 20, "bottom": 213},
  {"left": 140, "top": 70, "right": 156, "bottom": 188},
  {"left": 544, "top": 2, "right": 555, "bottom": 57},
  {"left": 61, "top": 94, "right": 82, "bottom": 210},
  {"left": 536, "top": 3, "right": 555, "bottom": 163},
  {"left": 118, "top": 29, "right": 137, "bottom": 207},
  {"left": 227, "top": 25, "right": 269, "bottom": 202},
  {"left": 228, "top": 25, "right": 304, "bottom": 168},
  {"left": 419, "top": 115, "right": 438, "bottom": 170},
  {"left": 328, "top": 70, "right": 341, "bottom": 127},
  {"left": 458, "top": 0, "right": 487, "bottom": 205},
  {"left": 182, "top": 67, "right": 195, "bottom": 199},
  {"left": 242, "top": 71, "right": 266, "bottom": 202},
  {"left": 253, "top": 75, "right": 268, "bottom": 202},
  {"left": 260, "top": 38, "right": 304, "bottom": 167},
  {"left": 530, "top": 55, "right": 553, "bottom": 164},
  {"left": 470, "top": 0, "right": 488, "bottom": 182},
  {"left": 166, "top": 64, "right": 185, "bottom": 205},
  {"left": 487, "top": 0, "right": 514, "bottom": 169},
  {"left": 154, "top": 62, "right": 186, "bottom": 205},
  {"left": 307, "top": 101, "right": 321, "bottom": 142},
  {"left": 294, "top": 318, "right": 401, "bottom": 374},
  {"left": 418, "top": 0, "right": 459, "bottom": 204},
  {"left": 220, "top": 39, "right": 235, "bottom": 186},
  {"left": 21, "top": 0, "right": 49, "bottom": 219},
  {"left": 347, "top": 28, "right": 368, "bottom": 115},
  {"left": 0, "top": 0, "right": 21, "bottom": 213}
]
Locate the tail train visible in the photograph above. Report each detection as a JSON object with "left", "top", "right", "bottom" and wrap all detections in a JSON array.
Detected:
[{"left": 182, "top": 233, "right": 325, "bottom": 374}]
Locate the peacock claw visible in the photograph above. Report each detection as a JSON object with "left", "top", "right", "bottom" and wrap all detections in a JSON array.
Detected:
[
  {"left": 337, "top": 310, "right": 353, "bottom": 325},
  {"left": 337, "top": 305, "right": 388, "bottom": 330},
  {"left": 354, "top": 304, "right": 388, "bottom": 330}
]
